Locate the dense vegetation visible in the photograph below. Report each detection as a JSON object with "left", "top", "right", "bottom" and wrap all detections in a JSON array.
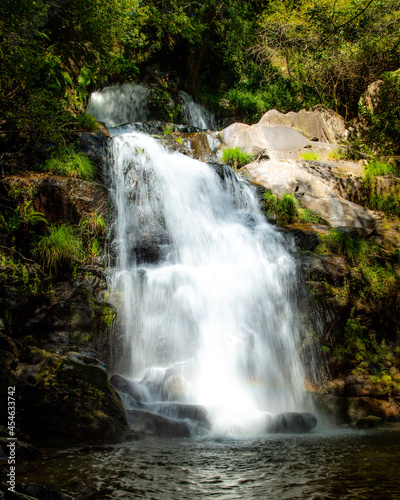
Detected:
[{"left": 1, "top": 0, "right": 400, "bottom": 166}]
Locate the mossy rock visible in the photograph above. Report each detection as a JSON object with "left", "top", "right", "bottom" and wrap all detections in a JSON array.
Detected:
[{"left": 13, "top": 349, "right": 127, "bottom": 446}]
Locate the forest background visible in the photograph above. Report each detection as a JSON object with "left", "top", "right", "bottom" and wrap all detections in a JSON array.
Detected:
[{"left": 1, "top": 0, "right": 400, "bottom": 168}]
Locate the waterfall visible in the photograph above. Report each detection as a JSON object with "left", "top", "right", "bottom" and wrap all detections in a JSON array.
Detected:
[
  {"left": 86, "top": 83, "right": 148, "bottom": 127},
  {"left": 90, "top": 85, "right": 308, "bottom": 437},
  {"left": 180, "top": 91, "right": 216, "bottom": 130}
]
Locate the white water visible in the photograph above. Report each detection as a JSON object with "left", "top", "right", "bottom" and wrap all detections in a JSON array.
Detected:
[
  {"left": 180, "top": 91, "right": 216, "bottom": 130},
  {"left": 90, "top": 84, "right": 307, "bottom": 436},
  {"left": 86, "top": 83, "right": 148, "bottom": 127}
]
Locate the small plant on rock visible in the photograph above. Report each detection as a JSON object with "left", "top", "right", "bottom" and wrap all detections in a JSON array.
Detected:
[
  {"left": 32, "top": 223, "right": 82, "bottom": 275},
  {"left": 43, "top": 146, "right": 96, "bottom": 180},
  {"left": 221, "top": 147, "right": 255, "bottom": 170}
]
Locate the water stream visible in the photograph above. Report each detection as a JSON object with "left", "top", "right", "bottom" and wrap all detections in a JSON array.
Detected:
[{"left": 89, "top": 83, "right": 309, "bottom": 437}]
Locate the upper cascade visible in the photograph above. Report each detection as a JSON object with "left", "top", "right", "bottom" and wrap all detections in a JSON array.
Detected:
[
  {"left": 179, "top": 91, "right": 217, "bottom": 130},
  {"left": 86, "top": 83, "right": 148, "bottom": 127}
]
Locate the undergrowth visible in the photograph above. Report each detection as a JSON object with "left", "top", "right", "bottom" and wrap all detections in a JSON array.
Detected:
[
  {"left": 263, "top": 191, "right": 325, "bottom": 224},
  {"left": 43, "top": 146, "right": 96, "bottom": 180}
]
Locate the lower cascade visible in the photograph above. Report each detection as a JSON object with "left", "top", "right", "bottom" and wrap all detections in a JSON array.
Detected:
[{"left": 104, "top": 122, "right": 314, "bottom": 437}]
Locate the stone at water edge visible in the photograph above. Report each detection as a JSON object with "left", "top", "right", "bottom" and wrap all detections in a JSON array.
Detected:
[
  {"left": 126, "top": 409, "right": 192, "bottom": 438},
  {"left": 266, "top": 412, "right": 318, "bottom": 434},
  {"left": 109, "top": 374, "right": 151, "bottom": 405},
  {"left": 356, "top": 415, "right": 387, "bottom": 429}
]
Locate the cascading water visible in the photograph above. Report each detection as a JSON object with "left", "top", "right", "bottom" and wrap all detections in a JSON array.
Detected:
[
  {"left": 179, "top": 91, "right": 216, "bottom": 130},
  {"left": 89, "top": 84, "right": 309, "bottom": 437},
  {"left": 86, "top": 83, "right": 148, "bottom": 126}
]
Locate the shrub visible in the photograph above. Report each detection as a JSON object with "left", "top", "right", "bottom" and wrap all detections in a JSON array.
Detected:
[
  {"left": 221, "top": 147, "right": 255, "bottom": 169},
  {"left": 32, "top": 224, "right": 82, "bottom": 275},
  {"left": 43, "top": 146, "right": 96, "bottom": 180}
]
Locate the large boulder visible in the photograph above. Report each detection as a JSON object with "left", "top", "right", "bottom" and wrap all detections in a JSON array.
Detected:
[
  {"left": 243, "top": 159, "right": 378, "bottom": 231},
  {"left": 221, "top": 122, "right": 334, "bottom": 161},
  {"left": 259, "top": 106, "right": 348, "bottom": 144},
  {"left": 126, "top": 409, "right": 192, "bottom": 438},
  {"left": 0, "top": 174, "right": 108, "bottom": 226},
  {"left": 266, "top": 412, "right": 318, "bottom": 433}
]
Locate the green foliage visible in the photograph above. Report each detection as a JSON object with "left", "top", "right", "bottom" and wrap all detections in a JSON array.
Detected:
[
  {"left": 333, "top": 318, "right": 370, "bottom": 367},
  {"left": 363, "top": 159, "right": 400, "bottom": 215},
  {"left": 359, "top": 70, "right": 400, "bottom": 157},
  {"left": 318, "top": 229, "right": 371, "bottom": 264},
  {"left": 317, "top": 228, "right": 399, "bottom": 305},
  {"left": 263, "top": 191, "right": 325, "bottom": 224},
  {"left": 32, "top": 224, "right": 83, "bottom": 275},
  {"left": 299, "top": 151, "right": 320, "bottom": 161},
  {"left": 220, "top": 79, "right": 316, "bottom": 123},
  {"left": 256, "top": 0, "right": 400, "bottom": 119},
  {"left": 221, "top": 147, "right": 255, "bottom": 170},
  {"left": 327, "top": 148, "right": 346, "bottom": 161},
  {"left": 78, "top": 113, "right": 98, "bottom": 133},
  {"left": 43, "top": 146, "right": 96, "bottom": 180},
  {"left": 365, "top": 160, "right": 397, "bottom": 177}
]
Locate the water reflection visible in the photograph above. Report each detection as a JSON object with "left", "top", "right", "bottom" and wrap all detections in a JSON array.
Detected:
[{"left": 17, "top": 428, "right": 400, "bottom": 499}]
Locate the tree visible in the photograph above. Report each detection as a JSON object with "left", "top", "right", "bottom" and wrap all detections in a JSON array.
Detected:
[{"left": 254, "top": 0, "right": 400, "bottom": 119}]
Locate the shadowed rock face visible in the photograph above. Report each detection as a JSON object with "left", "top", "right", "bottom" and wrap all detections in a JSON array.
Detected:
[{"left": 266, "top": 412, "right": 318, "bottom": 434}]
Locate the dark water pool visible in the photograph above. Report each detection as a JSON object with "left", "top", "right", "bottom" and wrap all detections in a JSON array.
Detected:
[{"left": 16, "top": 427, "right": 400, "bottom": 499}]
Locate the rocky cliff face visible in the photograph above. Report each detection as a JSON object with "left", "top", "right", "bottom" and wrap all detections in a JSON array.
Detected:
[{"left": 0, "top": 158, "right": 129, "bottom": 447}]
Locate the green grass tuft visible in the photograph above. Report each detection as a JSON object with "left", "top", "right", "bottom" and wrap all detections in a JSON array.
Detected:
[
  {"left": 43, "top": 146, "right": 96, "bottom": 180},
  {"left": 221, "top": 147, "right": 255, "bottom": 170},
  {"left": 32, "top": 224, "right": 82, "bottom": 275},
  {"left": 78, "top": 113, "right": 98, "bottom": 132}
]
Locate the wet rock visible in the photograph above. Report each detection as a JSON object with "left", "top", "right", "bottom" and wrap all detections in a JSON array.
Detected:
[
  {"left": 126, "top": 409, "right": 192, "bottom": 438},
  {"left": 143, "top": 402, "right": 210, "bottom": 428},
  {"left": 266, "top": 412, "right": 317, "bottom": 433},
  {"left": 1, "top": 174, "right": 108, "bottom": 227},
  {"left": 0, "top": 437, "right": 42, "bottom": 459},
  {"left": 14, "top": 484, "right": 74, "bottom": 500},
  {"left": 24, "top": 285, "right": 116, "bottom": 354},
  {"left": 110, "top": 374, "right": 150, "bottom": 405}
]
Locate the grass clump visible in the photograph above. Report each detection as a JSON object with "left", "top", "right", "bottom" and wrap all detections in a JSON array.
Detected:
[
  {"left": 43, "top": 146, "right": 96, "bottom": 180},
  {"left": 32, "top": 223, "right": 82, "bottom": 275},
  {"left": 78, "top": 113, "right": 98, "bottom": 132},
  {"left": 221, "top": 147, "right": 255, "bottom": 170},
  {"left": 264, "top": 191, "right": 325, "bottom": 224},
  {"left": 299, "top": 151, "right": 320, "bottom": 161}
]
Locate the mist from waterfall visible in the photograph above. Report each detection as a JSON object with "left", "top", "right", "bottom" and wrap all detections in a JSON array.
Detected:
[{"left": 88, "top": 84, "right": 308, "bottom": 437}]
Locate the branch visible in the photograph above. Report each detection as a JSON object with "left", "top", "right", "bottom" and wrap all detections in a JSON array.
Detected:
[
  {"left": 0, "top": 245, "right": 35, "bottom": 263},
  {"left": 317, "top": 0, "right": 375, "bottom": 48}
]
